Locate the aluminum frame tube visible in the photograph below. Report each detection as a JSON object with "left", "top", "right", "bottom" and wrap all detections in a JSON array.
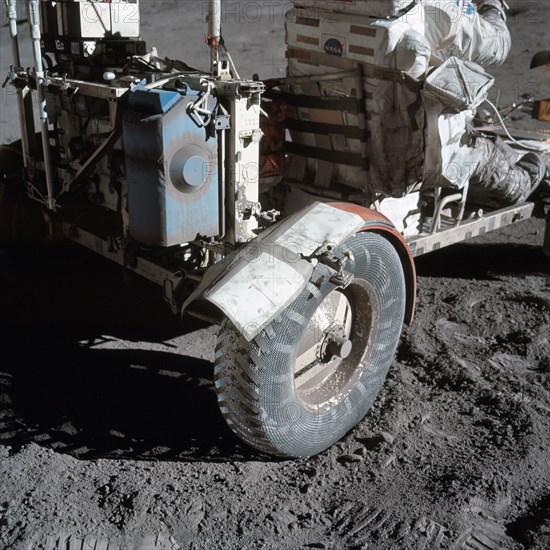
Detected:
[
  {"left": 26, "top": 0, "right": 55, "bottom": 210},
  {"left": 207, "top": 0, "right": 221, "bottom": 75},
  {"left": 6, "top": 0, "right": 34, "bottom": 167},
  {"left": 7, "top": 0, "right": 21, "bottom": 64}
]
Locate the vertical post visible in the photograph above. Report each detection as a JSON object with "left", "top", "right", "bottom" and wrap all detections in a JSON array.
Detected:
[
  {"left": 26, "top": 0, "right": 55, "bottom": 210},
  {"left": 6, "top": 0, "right": 35, "bottom": 167},
  {"left": 207, "top": 0, "right": 221, "bottom": 76}
]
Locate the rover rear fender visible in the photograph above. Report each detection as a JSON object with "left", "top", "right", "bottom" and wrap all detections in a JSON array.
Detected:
[{"left": 182, "top": 201, "right": 416, "bottom": 341}]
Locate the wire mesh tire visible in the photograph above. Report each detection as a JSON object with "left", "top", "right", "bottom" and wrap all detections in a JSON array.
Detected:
[{"left": 214, "top": 232, "right": 407, "bottom": 458}]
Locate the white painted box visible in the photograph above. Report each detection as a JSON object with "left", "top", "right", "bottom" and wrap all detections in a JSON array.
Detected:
[{"left": 284, "top": 6, "right": 429, "bottom": 197}]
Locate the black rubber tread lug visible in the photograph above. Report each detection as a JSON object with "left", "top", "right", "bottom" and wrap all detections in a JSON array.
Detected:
[
  {"left": 254, "top": 332, "right": 271, "bottom": 355},
  {"left": 219, "top": 393, "right": 263, "bottom": 424},
  {"left": 234, "top": 352, "right": 262, "bottom": 387},
  {"left": 214, "top": 328, "right": 278, "bottom": 454},
  {"left": 229, "top": 371, "right": 261, "bottom": 402}
]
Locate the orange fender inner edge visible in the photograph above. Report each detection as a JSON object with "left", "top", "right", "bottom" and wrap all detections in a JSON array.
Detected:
[{"left": 330, "top": 202, "right": 417, "bottom": 325}]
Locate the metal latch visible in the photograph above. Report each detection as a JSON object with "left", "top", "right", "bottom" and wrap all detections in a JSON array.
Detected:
[{"left": 305, "top": 244, "right": 354, "bottom": 289}]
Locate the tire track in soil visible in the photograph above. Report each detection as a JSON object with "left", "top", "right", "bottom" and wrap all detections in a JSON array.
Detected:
[{"left": 1, "top": 0, "right": 550, "bottom": 544}]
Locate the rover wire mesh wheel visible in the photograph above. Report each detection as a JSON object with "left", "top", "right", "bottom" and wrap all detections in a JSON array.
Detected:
[{"left": 214, "top": 232, "right": 407, "bottom": 458}]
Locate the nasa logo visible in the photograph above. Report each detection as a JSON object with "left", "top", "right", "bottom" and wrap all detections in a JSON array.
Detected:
[
  {"left": 324, "top": 38, "right": 344, "bottom": 57},
  {"left": 456, "top": 0, "right": 476, "bottom": 15}
]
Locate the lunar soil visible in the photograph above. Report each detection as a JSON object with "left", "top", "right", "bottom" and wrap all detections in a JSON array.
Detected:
[{"left": 1, "top": 1, "right": 549, "bottom": 549}]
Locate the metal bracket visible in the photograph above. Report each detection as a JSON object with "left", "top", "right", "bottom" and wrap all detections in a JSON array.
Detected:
[
  {"left": 329, "top": 269, "right": 354, "bottom": 289},
  {"left": 311, "top": 247, "right": 354, "bottom": 289},
  {"left": 163, "top": 272, "right": 184, "bottom": 314},
  {"left": 187, "top": 82, "right": 216, "bottom": 128},
  {"left": 71, "top": 128, "right": 122, "bottom": 188},
  {"left": 214, "top": 114, "right": 230, "bottom": 130},
  {"left": 255, "top": 209, "right": 280, "bottom": 228},
  {"left": 242, "top": 202, "right": 262, "bottom": 221},
  {"left": 429, "top": 184, "right": 470, "bottom": 234},
  {"left": 2, "top": 65, "right": 28, "bottom": 90}
]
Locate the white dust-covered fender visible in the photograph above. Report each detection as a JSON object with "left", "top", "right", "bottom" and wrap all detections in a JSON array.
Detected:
[{"left": 181, "top": 202, "right": 366, "bottom": 341}]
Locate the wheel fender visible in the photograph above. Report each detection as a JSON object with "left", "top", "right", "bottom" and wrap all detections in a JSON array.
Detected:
[
  {"left": 330, "top": 202, "right": 416, "bottom": 324},
  {"left": 182, "top": 201, "right": 416, "bottom": 340},
  {"left": 181, "top": 201, "right": 367, "bottom": 340}
]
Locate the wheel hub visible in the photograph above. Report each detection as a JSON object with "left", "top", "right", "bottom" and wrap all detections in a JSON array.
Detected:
[{"left": 321, "top": 325, "right": 353, "bottom": 362}]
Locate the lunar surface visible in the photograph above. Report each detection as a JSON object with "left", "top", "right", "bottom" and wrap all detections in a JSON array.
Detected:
[{"left": 1, "top": 1, "right": 549, "bottom": 548}]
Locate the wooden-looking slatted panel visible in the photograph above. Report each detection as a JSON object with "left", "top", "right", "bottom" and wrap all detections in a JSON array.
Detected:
[{"left": 283, "top": 6, "right": 425, "bottom": 196}]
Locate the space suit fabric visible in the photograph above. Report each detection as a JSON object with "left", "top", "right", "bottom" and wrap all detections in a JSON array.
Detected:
[{"left": 423, "top": 0, "right": 511, "bottom": 68}]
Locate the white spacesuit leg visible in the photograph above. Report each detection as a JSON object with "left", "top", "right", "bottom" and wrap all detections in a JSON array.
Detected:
[{"left": 468, "top": 138, "right": 546, "bottom": 207}]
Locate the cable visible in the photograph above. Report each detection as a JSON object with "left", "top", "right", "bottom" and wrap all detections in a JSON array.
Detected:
[{"left": 485, "top": 99, "right": 550, "bottom": 153}]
